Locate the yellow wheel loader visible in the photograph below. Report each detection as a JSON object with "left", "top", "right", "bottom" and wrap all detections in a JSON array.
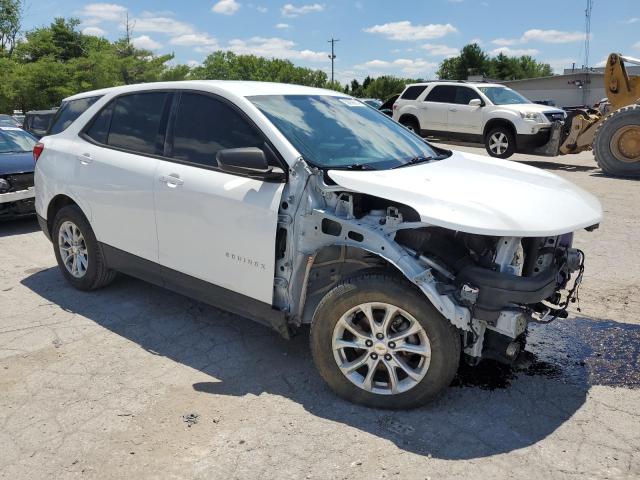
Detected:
[{"left": 539, "top": 53, "right": 640, "bottom": 177}]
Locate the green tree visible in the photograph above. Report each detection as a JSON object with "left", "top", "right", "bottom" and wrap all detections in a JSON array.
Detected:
[
  {"left": 364, "top": 76, "right": 411, "bottom": 100},
  {"left": 0, "top": 0, "right": 21, "bottom": 56}
]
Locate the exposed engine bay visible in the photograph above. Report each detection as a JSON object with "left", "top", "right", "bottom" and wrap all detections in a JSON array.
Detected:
[{"left": 273, "top": 159, "right": 590, "bottom": 364}]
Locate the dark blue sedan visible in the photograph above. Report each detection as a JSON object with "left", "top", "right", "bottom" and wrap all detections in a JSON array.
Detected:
[{"left": 0, "top": 127, "right": 37, "bottom": 219}]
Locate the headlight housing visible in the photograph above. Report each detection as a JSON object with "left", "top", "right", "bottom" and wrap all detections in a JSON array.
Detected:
[{"left": 520, "top": 111, "right": 545, "bottom": 122}]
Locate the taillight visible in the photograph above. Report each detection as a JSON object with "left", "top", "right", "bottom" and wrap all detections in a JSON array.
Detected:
[{"left": 33, "top": 142, "right": 44, "bottom": 162}]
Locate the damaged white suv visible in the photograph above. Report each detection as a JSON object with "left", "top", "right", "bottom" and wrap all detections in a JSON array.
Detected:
[{"left": 34, "top": 82, "right": 602, "bottom": 409}]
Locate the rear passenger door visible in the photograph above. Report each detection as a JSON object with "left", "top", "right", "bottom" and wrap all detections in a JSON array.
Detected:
[
  {"left": 447, "top": 86, "right": 484, "bottom": 135},
  {"left": 153, "top": 91, "right": 285, "bottom": 304},
  {"left": 78, "top": 91, "right": 172, "bottom": 262},
  {"left": 420, "top": 85, "right": 456, "bottom": 132}
]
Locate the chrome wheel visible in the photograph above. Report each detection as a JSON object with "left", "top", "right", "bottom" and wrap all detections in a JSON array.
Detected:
[
  {"left": 489, "top": 132, "right": 509, "bottom": 155},
  {"left": 58, "top": 220, "right": 88, "bottom": 278},
  {"left": 332, "top": 302, "right": 431, "bottom": 395}
]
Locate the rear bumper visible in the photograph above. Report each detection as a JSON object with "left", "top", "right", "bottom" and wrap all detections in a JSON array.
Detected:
[{"left": 37, "top": 213, "right": 51, "bottom": 241}]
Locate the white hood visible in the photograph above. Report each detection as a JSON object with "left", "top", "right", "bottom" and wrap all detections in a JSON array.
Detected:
[{"left": 328, "top": 151, "right": 602, "bottom": 237}]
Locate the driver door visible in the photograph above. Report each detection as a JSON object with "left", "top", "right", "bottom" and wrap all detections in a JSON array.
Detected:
[{"left": 154, "top": 91, "right": 285, "bottom": 304}]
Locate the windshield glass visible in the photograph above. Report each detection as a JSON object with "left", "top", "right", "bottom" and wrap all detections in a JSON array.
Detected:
[
  {"left": 0, "top": 115, "right": 19, "bottom": 127},
  {"left": 249, "top": 95, "right": 440, "bottom": 169},
  {"left": 0, "top": 128, "right": 37, "bottom": 153},
  {"left": 479, "top": 86, "right": 531, "bottom": 105}
]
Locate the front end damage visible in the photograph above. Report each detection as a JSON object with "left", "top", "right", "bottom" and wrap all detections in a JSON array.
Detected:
[{"left": 274, "top": 159, "right": 590, "bottom": 364}]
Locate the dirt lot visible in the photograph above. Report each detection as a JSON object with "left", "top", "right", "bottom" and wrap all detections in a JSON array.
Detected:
[{"left": 1, "top": 146, "right": 639, "bottom": 479}]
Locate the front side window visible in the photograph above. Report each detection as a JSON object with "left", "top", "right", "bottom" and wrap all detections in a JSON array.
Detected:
[
  {"left": 171, "top": 93, "right": 264, "bottom": 167},
  {"left": 478, "top": 86, "right": 530, "bottom": 105},
  {"left": 49, "top": 96, "right": 101, "bottom": 135},
  {"left": 454, "top": 87, "right": 482, "bottom": 105},
  {"left": 425, "top": 85, "right": 456, "bottom": 103},
  {"left": 250, "top": 95, "right": 441, "bottom": 170},
  {"left": 106, "top": 92, "right": 171, "bottom": 155}
]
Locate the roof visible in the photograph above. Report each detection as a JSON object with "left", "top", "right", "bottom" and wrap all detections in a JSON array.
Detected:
[
  {"left": 500, "top": 72, "right": 605, "bottom": 84},
  {"left": 405, "top": 81, "right": 504, "bottom": 88},
  {"left": 63, "top": 81, "right": 348, "bottom": 102}
]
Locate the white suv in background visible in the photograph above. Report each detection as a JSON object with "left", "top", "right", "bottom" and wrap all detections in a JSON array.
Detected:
[{"left": 393, "top": 81, "right": 566, "bottom": 158}]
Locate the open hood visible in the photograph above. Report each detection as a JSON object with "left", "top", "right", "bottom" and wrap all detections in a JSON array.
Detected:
[{"left": 328, "top": 151, "right": 602, "bottom": 237}]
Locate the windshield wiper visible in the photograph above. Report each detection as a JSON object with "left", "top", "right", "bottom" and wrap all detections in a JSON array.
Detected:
[
  {"left": 344, "top": 163, "right": 376, "bottom": 170},
  {"left": 392, "top": 155, "right": 434, "bottom": 169}
]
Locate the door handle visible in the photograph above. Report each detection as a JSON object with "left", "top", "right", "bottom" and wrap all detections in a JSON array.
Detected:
[
  {"left": 449, "top": 108, "right": 458, "bottom": 112},
  {"left": 159, "top": 174, "right": 184, "bottom": 187},
  {"left": 77, "top": 153, "right": 92, "bottom": 165}
]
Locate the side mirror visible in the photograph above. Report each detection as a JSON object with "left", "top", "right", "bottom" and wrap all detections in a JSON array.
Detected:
[
  {"left": 216, "top": 147, "right": 285, "bottom": 181},
  {"left": 469, "top": 98, "right": 483, "bottom": 107}
]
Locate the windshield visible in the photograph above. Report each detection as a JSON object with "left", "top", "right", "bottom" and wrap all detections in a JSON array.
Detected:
[
  {"left": 0, "top": 128, "right": 37, "bottom": 153},
  {"left": 249, "top": 95, "right": 440, "bottom": 169},
  {"left": 479, "top": 86, "right": 531, "bottom": 105},
  {"left": 0, "top": 115, "right": 19, "bottom": 127}
]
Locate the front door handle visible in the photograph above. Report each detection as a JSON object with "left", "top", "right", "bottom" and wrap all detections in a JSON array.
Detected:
[
  {"left": 77, "top": 153, "right": 92, "bottom": 165},
  {"left": 449, "top": 108, "right": 458, "bottom": 112},
  {"left": 159, "top": 174, "right": 184, "bottom": 187}
]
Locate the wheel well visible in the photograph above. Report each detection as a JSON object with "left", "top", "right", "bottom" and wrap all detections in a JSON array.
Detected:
[
  {"left": 300, "top": 245, "right": 403, "bottom": 324},
  {"left": 483, "top": 119, "right": 516, "bottom": 139},
  {"left": 46, "top": 195, "right": 79, "bottom": 237},
  {"left": 399, "top": 114, "right": 419, "bottom": 128}
]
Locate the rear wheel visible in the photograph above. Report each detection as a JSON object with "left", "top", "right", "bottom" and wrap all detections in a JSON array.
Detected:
[
  {"left": 593, "top": 104, "right": 640, "bottom": 177},
  {"left": 400, "top": 117, "right": 420, "bottom": 135},
  {"left": 310, "top": 272, "right": 460, "bottom": 409},
  {"left": 485, "top": 126, "right": 516, "bottom": 158},
  {"left": 52, "top": 205, "right": 116, "bottom": 291}
]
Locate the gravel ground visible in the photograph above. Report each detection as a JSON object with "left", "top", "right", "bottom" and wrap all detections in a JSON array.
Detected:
[{"left": 1, "top": 147, "right": 639, "bottom": 479}]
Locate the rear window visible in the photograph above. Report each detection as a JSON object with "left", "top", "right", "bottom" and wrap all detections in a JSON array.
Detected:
[
  {"left": 104, "top": 92, "right": 171, "bottom": 155},
  {"left": 425, "top": 85, "right": 456, "bottom": 103},
  {"left": 48, "top": 96, "right": 101, "bottom": 135},
  {"left": 400, "top": 85, "right": 427, "bottom": 100}
]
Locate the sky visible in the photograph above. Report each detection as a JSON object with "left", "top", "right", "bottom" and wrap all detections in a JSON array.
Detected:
[{"left": 20, "top": 0, "right": 640, "bottom": 83}]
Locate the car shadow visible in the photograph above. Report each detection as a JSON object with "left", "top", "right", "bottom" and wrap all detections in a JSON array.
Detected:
[
  {"left": 21, "top": 268, "right": 640, "bottom": 460},
  {"left": 518, "top": 160, "right": 598, "bottom": 173},
  {"left": 0, "top": 215, "right": 39, "bottom": 237}
]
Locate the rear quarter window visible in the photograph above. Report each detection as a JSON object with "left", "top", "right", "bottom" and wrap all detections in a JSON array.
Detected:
[
  {"left": 400, "top": 85, "right": 427, "bottom": 101},
  {"left": 48, "top": 96, "right": 102, "bottom": 135}
]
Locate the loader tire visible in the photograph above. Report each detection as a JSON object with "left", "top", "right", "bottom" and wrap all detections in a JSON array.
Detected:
[{"left": 593, "top": 104, "right": 640, "bottom": 178}]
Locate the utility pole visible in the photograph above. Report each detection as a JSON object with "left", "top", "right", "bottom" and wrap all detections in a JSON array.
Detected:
[
  {"left": 328, "top": 38, "right": 339, "bottom": 84},
  {"left": 583, "top": 0, "right": 593, "bottom": 105}
]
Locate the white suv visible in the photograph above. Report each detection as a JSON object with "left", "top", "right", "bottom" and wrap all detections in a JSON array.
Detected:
[
  {"left": 35, "top": 81, "right": 601, "bottom": 408},
  {"left": 393, "top": 81, "right": 566, "bottom": 158}
]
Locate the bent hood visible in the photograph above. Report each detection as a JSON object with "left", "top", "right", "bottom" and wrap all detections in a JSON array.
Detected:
[
  {"left": 328, "top": 151, "right": 602, "bottom": 237},
  {"left": 0, "top": 151, "right": 35, "bottom": 175}
]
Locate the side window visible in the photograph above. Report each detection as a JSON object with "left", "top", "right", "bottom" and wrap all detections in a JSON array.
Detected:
[
  {"left": 400, "top": 85, "right": 427, "bottom": 101},
  {"left": 171, "top": 92, "right": 264, "bottom": 168},
  {"left": 48, "top": 96, "right": 101, "bottom": 135},
  {"left": 107, "top": 92, "right": 170, "bottom": 155},
  {"left": 454, "top": 87, "right": 482, "bottom": 105},
  {"left": 85, "top": 103, "right": 114, "bottom": 144},
  {"left": 425, "top": 85, "right": 456, "bottom": 103}
]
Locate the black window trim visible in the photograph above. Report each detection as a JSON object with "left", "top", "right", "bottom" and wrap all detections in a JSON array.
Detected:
[
  {"left": 424, "top": 85, "right": 457, "bottom": 104},
  {"left": 79, "top": 88, "right": 288, "bottom": 183},
  {"left": 47, "top": 95, "right": 104, "bottom": 136}
]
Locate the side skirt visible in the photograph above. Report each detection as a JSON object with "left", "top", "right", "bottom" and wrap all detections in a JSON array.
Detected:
[{"left": 100, "top": 243, "right": 290, "bottom": 338}]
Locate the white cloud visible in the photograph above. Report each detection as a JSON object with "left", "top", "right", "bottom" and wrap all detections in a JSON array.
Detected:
[
  {"left": 468, "top": 38, "right": 483, "bottom": 46},
  {"left": 134, "top": 15, "right": 195, "bottom": 36},
  {"left": 256, "top": 5, "right": 268, "bottom": 12},
  {"left": 634, "top": 41, "right": 640, "bottom": 50},
  {"left": 492, "top": 29, "right": 586, "bottom": 46},
  {"left": 225, "top": 36, "right": 327, "bottom": 61},
  {"left": 82, "top": 26, "right": 107, "bottom": 36},
  {"left": 132, "top": 35, "right": 162, "bottom": 50},
  {"left": 355, "top": 57, "right": 438, "bottom": 76},
  {"left": 187, "top": 59, "right": 201, "bottom": 67},
  {"left": 490, "top": 47, "right": 540, "bottom": 56},
  {"left": 169, "top": 33, "right": 220, "bottom": 52},
  {"left": 543, "top": 58, "right": 576, "bottom": 73},
  {"left": 421, "top": 43, "right": 459, "bottom": 56},
  {"left": 622, "top": 18, "right": 639, "bottom": 24},
  {"left": 275, "top": 23, "right": 291, "bottom": 29},
  {"left": 78, "top": 3, "right": 127, "bottom": 24},
  {"left": 212, "top": 0, "right": 241, "bottom": 15},
  {"left": 364, "top": 21, "right": 457, "bottom": 41},
  {"left": 281, "top": 3, "right": 324, "bottom": 17}
]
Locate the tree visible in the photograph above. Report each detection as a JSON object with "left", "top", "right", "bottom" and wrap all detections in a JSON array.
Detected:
[
  {"left": 0, "top": 0, "right": 21, "bottom": 56},
  {"left": 364, "top": 76, "right": 411, "bottom": 100}
]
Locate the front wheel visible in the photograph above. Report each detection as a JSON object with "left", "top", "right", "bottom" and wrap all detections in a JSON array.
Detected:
[
  {"left": 485, "top": 126, "right": 516, "bottom": 158},
  {"left": 310, "top": 272, "right": 460, "bottom": 409}
]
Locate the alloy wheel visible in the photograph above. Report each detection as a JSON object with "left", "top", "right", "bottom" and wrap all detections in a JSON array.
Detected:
[
  {"left": 489, "top": 132, "right": 509, "bottom": 155},
  {"left": 332, "top": 302, "right": 431, "bottom": 395},
  {"left": 58, "top": 220, "right": 89, "bottom": 278}
]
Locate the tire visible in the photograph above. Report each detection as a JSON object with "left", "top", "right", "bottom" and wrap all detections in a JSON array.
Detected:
[
  {"left": 593, "top": 104, "right": 640, "bottom": 178},
  {"left": 52, "top": 205, "right": 117, "bottom": 291},
  {"left": 485, "top": 126, "right": 516, "bottom": 158},
  {"left": 310, "top": 271, "right": 460, "bottom": 409},
  {"left": 400, "top": 117, "right": 420, "bottom": 135}
]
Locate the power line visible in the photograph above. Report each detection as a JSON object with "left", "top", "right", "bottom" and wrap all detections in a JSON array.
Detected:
[{"left": 328, "top": 38, "right": 339, "bottom": 84}]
